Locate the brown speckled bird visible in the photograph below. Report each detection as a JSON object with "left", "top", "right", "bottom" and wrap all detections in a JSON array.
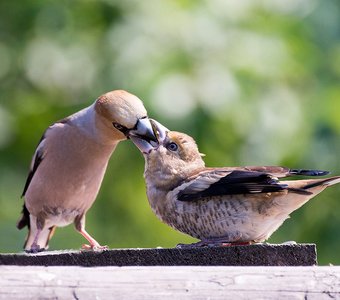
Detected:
[
  {"left": 18, "top": 90, "right": 157, "bottom": 252},
  {"left": 131, "top": 124, "right": 340, "bottom": 247}
]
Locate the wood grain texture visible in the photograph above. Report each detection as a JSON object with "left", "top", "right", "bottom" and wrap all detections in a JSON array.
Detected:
[{"left": 0, "top": 266, "right": 339, "bottom": 299}]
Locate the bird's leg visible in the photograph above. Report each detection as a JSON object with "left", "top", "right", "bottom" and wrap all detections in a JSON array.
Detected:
[
  {"left": 79, "top": 229, "right": 108, "bottom": 250},
  {"left": 176, "top": 238, "right": 252, "bottom": 249},
  {"left": 25, "top": 214, "right": 47, "bottom": 253},
  {"left": 25, "top": 228, "right": 44, "bottom": 253},
  {"left": 74, "top": 214, "right": 108, "bottom": 251}
]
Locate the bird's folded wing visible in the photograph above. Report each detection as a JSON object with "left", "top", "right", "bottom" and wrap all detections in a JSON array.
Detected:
[
  {"left": 177, "top": 169, "right": 311, "bottom": 202},
  {"left": 21, "top": 118, "right": 71, "bottom": 198},
  {"left": 210, "top": 166, "right": 329, "bottom": 178},
  {"left": 21, "top": 133, "right": 47, "bottom": 198}
]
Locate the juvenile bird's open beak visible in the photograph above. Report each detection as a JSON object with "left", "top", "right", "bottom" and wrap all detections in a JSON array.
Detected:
[{"left": 130, "top": 119, "right": 169, "bottom": 154}]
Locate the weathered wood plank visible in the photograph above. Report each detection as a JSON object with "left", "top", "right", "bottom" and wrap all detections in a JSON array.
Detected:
[
  {"left": 0, "top": 266, "right": 339, "bottom": 299},
  {"left": 0, "top": 244, "right": 317, "bottom": 266}
]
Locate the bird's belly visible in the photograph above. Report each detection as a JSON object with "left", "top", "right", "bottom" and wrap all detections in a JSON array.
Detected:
[
  {"left": 25, "top": 160, "right": 107, "bottom": 219},
  {"left": 44, "top": 208, "right": 81, "bottom": 227},
  {"left": 154, "top": 194, "right": 289, "bottom": 242}
]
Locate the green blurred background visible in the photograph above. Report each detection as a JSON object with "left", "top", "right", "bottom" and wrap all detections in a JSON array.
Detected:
[{"left": 1, "top": 0, "right": 340, "bottom": 264}]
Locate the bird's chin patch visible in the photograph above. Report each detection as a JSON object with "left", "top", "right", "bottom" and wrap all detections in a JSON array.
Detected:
[{"left": 130, "top": 136, "right": 158, "bottom": 154}]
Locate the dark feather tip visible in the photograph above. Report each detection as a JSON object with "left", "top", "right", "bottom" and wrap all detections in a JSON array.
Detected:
[{"left": 289, "top": 169, "right": 330, "bottom": 176}]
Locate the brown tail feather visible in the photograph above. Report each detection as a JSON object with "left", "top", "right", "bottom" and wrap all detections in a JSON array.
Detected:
[{"left": 16, "top": 204, "right": 30, "bottom": 230}]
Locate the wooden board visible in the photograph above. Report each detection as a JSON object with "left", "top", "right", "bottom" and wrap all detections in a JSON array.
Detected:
[
  {"left": 0, "top": 244, "right": 317, "bottom": 266},
  {"left": 0, "top": 266, "right": 339, "bottom": 299}
]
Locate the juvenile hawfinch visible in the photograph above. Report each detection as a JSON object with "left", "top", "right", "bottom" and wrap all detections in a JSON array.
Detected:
[
  {"left": 17, "top": 90, "right": 157, "bottom": 252},
  {"left": 131, "top": 124, "right": 340, "bottom": 247}
]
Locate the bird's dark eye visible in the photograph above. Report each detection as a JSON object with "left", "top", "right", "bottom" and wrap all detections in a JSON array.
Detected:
[
  {"left": 167, "top": 142, "right": 178, "bottom": 152},
  {"left": 113, "top": 123, "right": 125, "bottom": 132}
]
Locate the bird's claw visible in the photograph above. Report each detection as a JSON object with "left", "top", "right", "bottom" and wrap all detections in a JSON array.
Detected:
[
  {"left": 81, "top": 244, "right": 108, "bottom": 251},
  {"left": 25, "top": 243, "right": 45, "bottom": 254}
]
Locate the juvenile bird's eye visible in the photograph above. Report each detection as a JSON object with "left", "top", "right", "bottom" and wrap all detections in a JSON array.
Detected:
[{"left": 167, "top": 142, "right": 178, "bottom": 152}]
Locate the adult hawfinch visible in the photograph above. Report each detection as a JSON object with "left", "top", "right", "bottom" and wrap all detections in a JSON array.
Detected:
[{"left": 18, "top": 90, "right": 157, "bottom": 252}]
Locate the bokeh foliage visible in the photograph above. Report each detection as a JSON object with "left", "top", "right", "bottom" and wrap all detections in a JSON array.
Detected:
[{"left": 0, "top": 0, "right": 340, "bottom": 264}]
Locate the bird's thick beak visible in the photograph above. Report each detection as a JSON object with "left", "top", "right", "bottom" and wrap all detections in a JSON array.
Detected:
[
  {"left": 151, "top": 119, "right": 168, "bottom": 143},
  {"left": 130, "top": 119, "right": 169, "bottom": 154},
  {"left": 129, "top": 118, "right": 157, "bottom": 142}
]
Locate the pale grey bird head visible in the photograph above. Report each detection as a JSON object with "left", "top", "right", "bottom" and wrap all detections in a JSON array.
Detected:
[{"left": 94, "top": 90, "right": 157, "bottom": 142}]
